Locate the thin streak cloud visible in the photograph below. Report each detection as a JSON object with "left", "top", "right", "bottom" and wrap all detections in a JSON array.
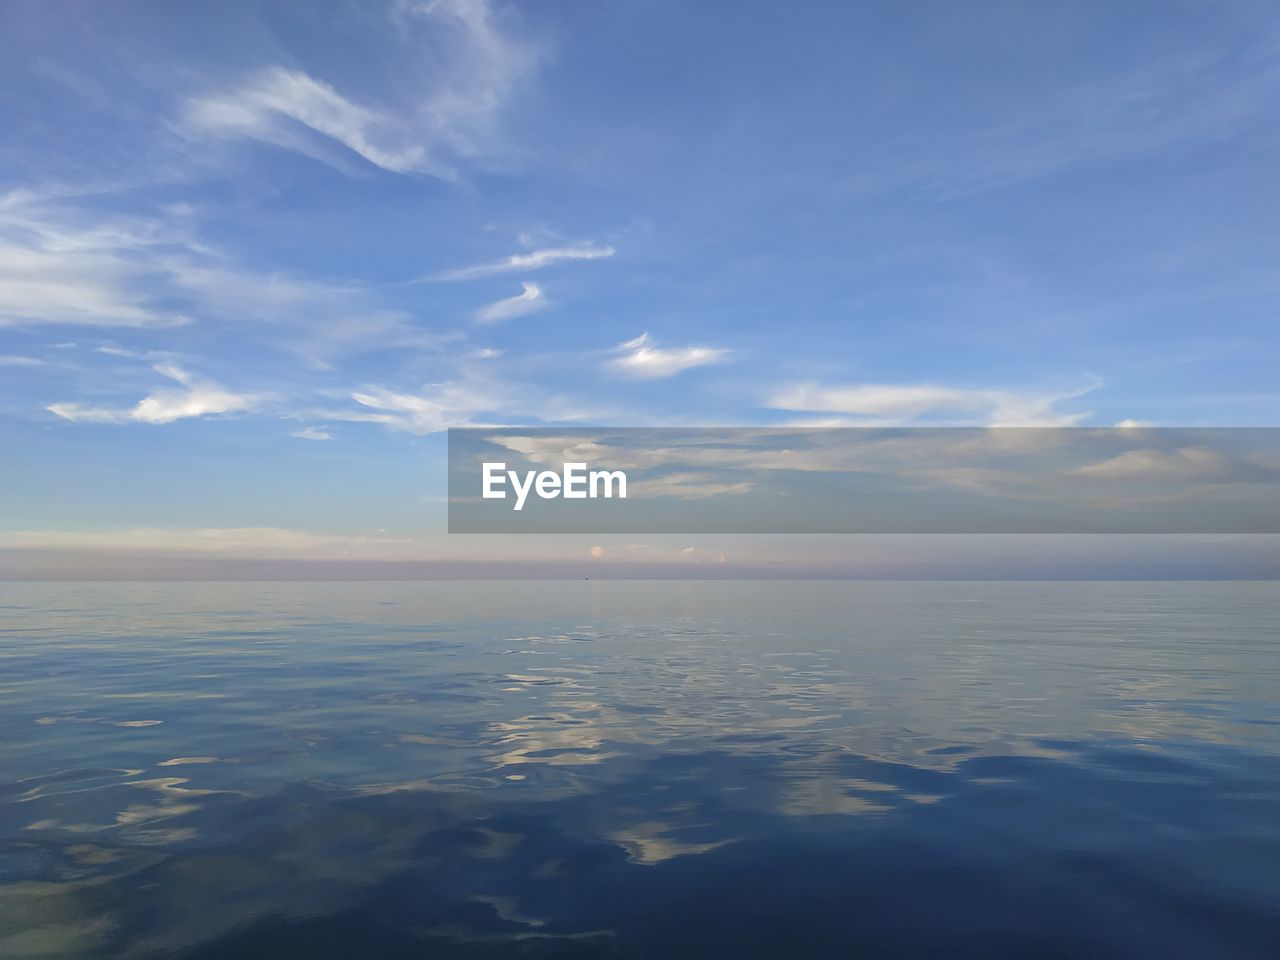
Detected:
[
  {"left": 475, "top": 281, "right": 546, "bottom": 323},
  {"left": 340, "top": 383, "right": 501, "bottom": 435},
  {"left": 611, "top": 332, "right": 730, "bottom": 380},
  {"left": 47, "top": 363, "right": 257, "bottom": 425},
  {"left": 769, "top": 380, "right": 1102, "bottom": 427},
  {"left": 182, "top": 0, "right": 538, "bottom": 179},
  {"left": 430, "top": 243, "right": 614, "bottom": 281},
  {"left": 290, "top": 426, "right": 333, "bottom": 441},
  {"left": 0, "top": 233, "right": 187, "bottom": 329},
  {"left": 185, "top": 67, "right": 431, "bottom": 175}
]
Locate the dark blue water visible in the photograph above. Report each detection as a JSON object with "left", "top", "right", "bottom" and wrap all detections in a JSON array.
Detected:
[{"left": 1, "top": 581, "right": 1277, "bottom": 958}]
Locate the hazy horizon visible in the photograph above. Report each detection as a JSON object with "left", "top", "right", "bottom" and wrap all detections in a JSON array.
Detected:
[{"left": 5, "top": 534, "right": 1279, "bottom": 580}]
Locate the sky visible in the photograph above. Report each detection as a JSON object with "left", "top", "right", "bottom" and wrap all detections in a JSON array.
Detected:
[{"left": 2, "top": 0, "right": 1279, "bottom": 576}]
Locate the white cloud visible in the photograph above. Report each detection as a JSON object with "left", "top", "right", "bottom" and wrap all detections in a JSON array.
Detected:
[
  {"left": 610, "top": 332, "right": 729, "bottom": 380},
  {"left": 0, "top": 210, "right": 187, "bottom": 328},
  {"left": 330, "top": 373, "right": 613, "bottom": 435},
  {"left": 0, "top": 355, "right": 43, "bottom": 366},
  {"left": 291, "top": 426, "right": 332, "bottom": 441},
  {"left": 47, "top": 362, "right": 256, "bottom": 425},
  {"left": 0, "top": 196, "right": 578, "bottom": 377},
  {"left": 433, "top": 243, "right": 614, "bottom": 281},
  {"left": 474, "top": 281, "right": 545, "bottom": 323},
  {"left": 184, "top": 0, "right": 538, "bottom": 179},
  {"left": 390, "top": 0, "right": 540, "bottom": 160},
  {"left": 0, "top": 197, "right": 434, "bottom": 366},
  {"left": 339, "top": 382, "right": 501, "bottom": 434},
  {"left": 186, "top": 67, "right": 430, "bottom": 174},
  {"left": 769, "top": 379, "right": 1100, "bottom": 426}
]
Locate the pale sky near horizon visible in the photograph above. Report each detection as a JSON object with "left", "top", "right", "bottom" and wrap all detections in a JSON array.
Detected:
[{"left": 2, "top": 1, "right": 1279, "bottom": 574}]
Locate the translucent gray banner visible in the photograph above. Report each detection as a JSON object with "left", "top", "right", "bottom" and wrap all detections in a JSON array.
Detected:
[{"left": 447, "top": 428, "right": 1280, "bottom": 533}]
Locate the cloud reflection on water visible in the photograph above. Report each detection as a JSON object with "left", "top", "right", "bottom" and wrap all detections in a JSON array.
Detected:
[{"left": 0, "top": 582, "right": 1277, "bottom": 957}]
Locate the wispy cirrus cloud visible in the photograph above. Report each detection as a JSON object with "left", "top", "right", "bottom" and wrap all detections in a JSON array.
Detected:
[
  {"left": 328, "top": 370, "right": 611, "bottom": 436},
  {"left": 290, "top": 425, "right": 333, "bottom": 441},
  {"left": 475, "top": 281, "right": 546, "bottom": 323},
  {"left": 610, "top": 332, "right": 729, "bottom": 380},
  {"left": 47, "top": 362, "right": 256, "bottom": 425},
  {"left": 164, "top": 261, "right": 458, "bottom": 368},
  {"left": 1, "top": 196, "right": 459, "bottom": 366},
  {"left": 769, "top": 379, "right": 1101, "bottom": 426},
  {"left": 0, "top": 200, "right": 189, "bottom": 329},
  {"left": 431, "top": 242, "right": 614, "bottom": 281},
  {"left": 185, "top": 67, "right": 431, "bottom": 175},
  {"left": 338, "top": 383, "right": 502, "bottom": 435},
  {"left": 183, "top": 0, "right": 539, "bottom": 179}
]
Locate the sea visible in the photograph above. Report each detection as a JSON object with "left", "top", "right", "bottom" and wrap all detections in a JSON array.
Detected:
[{"left": 1, "top": 581, "right": 1277, "bottom": 958}]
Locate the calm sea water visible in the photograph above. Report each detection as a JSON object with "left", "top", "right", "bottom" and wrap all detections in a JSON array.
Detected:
[{"left": 1, "top": 581, "right": 1277, "bottom": 958}]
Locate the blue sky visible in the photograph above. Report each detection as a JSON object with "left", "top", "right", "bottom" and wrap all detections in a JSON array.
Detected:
[{"left": 2, "top": 0, "right": 1279, "bottom": 571}]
